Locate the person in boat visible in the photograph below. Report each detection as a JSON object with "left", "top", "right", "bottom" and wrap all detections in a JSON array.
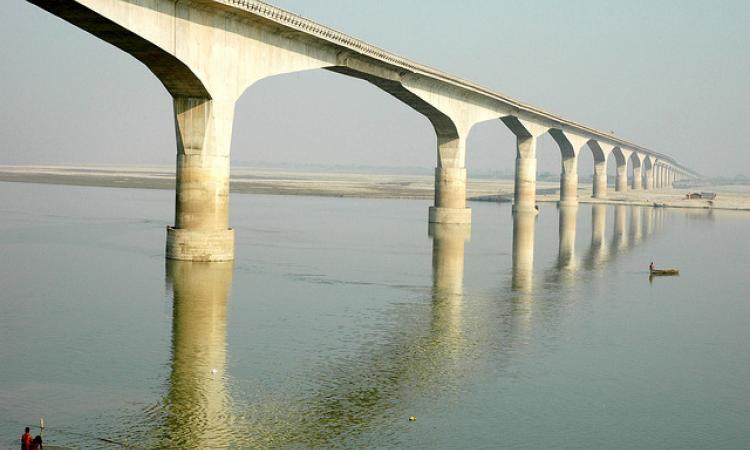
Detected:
[
  {"left": 21, "top": 427, "right": 32, "bottom": 450},
  {"left": 649, "top": 261, "right": 654, "bottom": 271},
  {"left": 29, "top": 436, "right": 42, "bottom": 450}
]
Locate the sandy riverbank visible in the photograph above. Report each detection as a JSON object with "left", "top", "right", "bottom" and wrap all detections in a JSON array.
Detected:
[{"left": 1, "top": 164, "right": 748, "bottom": 211}]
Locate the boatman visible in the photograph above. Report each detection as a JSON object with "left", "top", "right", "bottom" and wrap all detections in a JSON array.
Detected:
[{"left": 649, "top": 261, "right": 654, "bottom": 271}]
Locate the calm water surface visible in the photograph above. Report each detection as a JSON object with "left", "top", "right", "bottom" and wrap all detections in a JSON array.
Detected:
[{"left": 1, "top": 181, "right": 748, "bottom": 449}]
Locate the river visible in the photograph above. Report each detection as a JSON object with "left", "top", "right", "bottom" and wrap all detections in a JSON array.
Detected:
[{"left": 1, "top": 181, "right": 748, "bottom": 449}]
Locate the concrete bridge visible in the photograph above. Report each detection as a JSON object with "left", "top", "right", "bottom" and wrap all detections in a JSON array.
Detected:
[{"left": 26, "top": 0, "right": 699, "bottom": 261}]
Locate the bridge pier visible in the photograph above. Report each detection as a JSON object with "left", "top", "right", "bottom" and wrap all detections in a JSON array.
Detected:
[
  {"left": 559, "top": 162, "right": 579, "bottom": 207},
  {"left": 503, "top": 117, "right": 547, "bottom": 213},
  {"left": 549, "top": 129, "right": 586, "bottom": 207},
  {"left": 659, "top": 165, "right": 666, "bottom": 189},
  {"left": 644, "top": 160, "right": 654, "bottom": 190},
  {"left": 429, "top": 137, "right": 471, "bottom": 224},
  {"left": 588, "top": 142, "right": 611, "bottom": 199},
  {"left": 166, "top": 97, "right": 235, "bottom": 262},
  {"left": 654, "top": 165, "right": 662, "bottom": 188},
  {"left": 631, "top": 154, "right": 643, "bottom": 190},
  {"left": 632, "top": 165, "right": 643, "bottom": 190},
  {"left": 593, "top": 160, "right": 608, "bottom": 199},
  {"left": 616, "top": 162, "right": 628, "bottom": 192},
  {"left": 514, "top": 142, "right": 538, "bottom": 212},
  {"left": 613, "top": 147, "right": 631, "bottom": 193}
]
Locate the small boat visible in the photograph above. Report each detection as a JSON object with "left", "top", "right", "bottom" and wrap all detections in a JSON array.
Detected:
[{"left": 650, "top": 268, "right": 679, "bottom": 276}]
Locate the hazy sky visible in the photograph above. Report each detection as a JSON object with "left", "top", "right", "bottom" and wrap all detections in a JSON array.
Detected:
[{"left": 1, "top": 0, "right": 748, "bottom": 177}]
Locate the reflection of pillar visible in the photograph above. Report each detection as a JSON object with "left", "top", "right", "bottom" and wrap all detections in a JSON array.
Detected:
[
  {"left": 557, "top": 205, "right": 578, "bottom": 270},
  {"left": 165, "top": 260, "right": 234, "bottom": 448},
  {"left": 612, "top": 204, "right": 628, "bottom": 251},
  {"left": 430, "top": 224, "right": 469, "bottom": 296},
  {"left": 590, "top": 204, "right": 607, "bottom": 262},
  {"left": 630, "top": 206, "right": 643, "bottom": 245},
  {"left": 429, "top": 223, "right": 469, "bottom": 339},
  {"left": 644, "top": 206, "right": 655, "bottom": 237},
  {"left": 512, "top": 211, "right": 536, "bottom": 291},
  {"left": 167, "top": 98, "right": 235, "bottom": 261}
]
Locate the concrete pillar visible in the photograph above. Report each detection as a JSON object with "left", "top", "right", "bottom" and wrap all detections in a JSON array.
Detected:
[
  {"left": 549, "top": 129, "right": 587, "bottom": 207},
  {"left": 167, "top": 97, "right": 235, "bottom": 262},
  {"left": 165, "top": 260, "right": 233, "bottom": 446},
  {"left": 430, "top": 136, "right": 471, "bottom": 224},
  {"left": 513, "top": 135, "right": 538, "bottom": 213},
  {"left": 560, "top": 156, "right": 578, "bottom": 207},
  {"left": 644, "top": 164, "right": 654, "bottom": 190},
  {"left": 512, "top": 211, "right": 536, "bottom": 291},
  {"left": 558, "top": 205, "right": 578, "bottom": 270},
  {"left": 667, "top": 169, "right": 674, "bottom": 188},
  {"left": 616, "top": 161, "right": 628, "bottom": 192},
  {"left": 654, "top": 165, "right": 662, "bottom": 189},
  {"left": 631, "top": 158, "right": 643, "bottom": 190},
  {"left": 592, "top": 159, "right": 608, "bottom": 199}
]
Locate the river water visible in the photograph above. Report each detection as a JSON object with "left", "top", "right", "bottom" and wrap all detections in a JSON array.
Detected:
[{"left": 0, "top": 181, "right": 748, "bottom": 449}]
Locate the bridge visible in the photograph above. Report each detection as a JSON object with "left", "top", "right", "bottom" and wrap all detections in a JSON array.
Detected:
[{"left": 26, "top": 0, "right": 699, "bottom": 261}]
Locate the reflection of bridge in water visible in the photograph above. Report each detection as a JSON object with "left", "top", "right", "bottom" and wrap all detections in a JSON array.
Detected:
[
  {"left": 517, "top": 204, "right": 668, "bottom": 291},
  {"left": 116, "top": 204, "right": 673, "bottom": 447}
]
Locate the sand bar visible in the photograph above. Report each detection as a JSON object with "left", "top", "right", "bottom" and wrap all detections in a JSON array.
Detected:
[{"left": 0, "top": 165, "right": 747, "bottom": 211}]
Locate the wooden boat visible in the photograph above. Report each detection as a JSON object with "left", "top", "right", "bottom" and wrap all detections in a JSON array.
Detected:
[{"left": 650, "top": 268, "right": 679, "bottom": 276}]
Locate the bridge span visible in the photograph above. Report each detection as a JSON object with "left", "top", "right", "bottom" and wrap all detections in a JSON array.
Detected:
[{"left": 26, "top": 0, "right": 699, "bottom": 261}]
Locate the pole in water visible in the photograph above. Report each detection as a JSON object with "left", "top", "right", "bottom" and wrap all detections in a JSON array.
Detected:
[{"left": 40, "top": 417, "right": 44, "bottom": 438}]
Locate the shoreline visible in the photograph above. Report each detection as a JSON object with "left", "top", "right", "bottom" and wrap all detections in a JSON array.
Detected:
[{"left": 1, "top": 164, "right": 748, "bottom": 211}]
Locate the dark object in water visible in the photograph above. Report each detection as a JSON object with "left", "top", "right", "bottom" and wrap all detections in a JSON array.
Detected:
[{"left": 650, "top": 268, "right": 679, "bottom": 276}]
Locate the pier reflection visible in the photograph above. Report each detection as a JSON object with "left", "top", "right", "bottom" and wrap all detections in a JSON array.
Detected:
[
  {"left": 429, "top": 223, "right": 470, "bottom": 343},
  {"left": 511, "top": 211, "right": 537, "bottom": 292},
  {"left": 540, "top": 204, "right": 667, "bottom": 290},
  {"left": 583, "top": 204, "right": 608, "bottom": 269},
  {"left": 111, "top": 203, "right": 678, "bottom": 448},
  {"left": 557, "top": 205, "right": 578, "bottom": 271},
  {"left": 612, "top": 204, "right": 628, "bottom": 252},
  {"left": 163, "top": 260, "right": 234, "bottom": 449},
  {"left": 630, "top": 206, "right": 643, "bottom": 245}
]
